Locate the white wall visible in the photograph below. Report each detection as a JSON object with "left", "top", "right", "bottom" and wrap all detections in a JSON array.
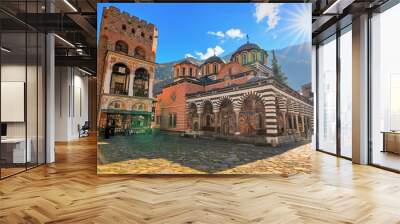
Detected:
[
  {"left": 55, "top": 67, "right": 89, "bottom": 141},
  {"left": 1, "top": 63, "right": 46, "bottom": 164},
  {"left": 1, "top": 64, "right": 37, "bottom": 137}
]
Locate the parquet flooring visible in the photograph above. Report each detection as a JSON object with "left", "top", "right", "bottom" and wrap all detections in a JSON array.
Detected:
[{"left": 1, "top": 135, "right": 400, "bottom": 223}]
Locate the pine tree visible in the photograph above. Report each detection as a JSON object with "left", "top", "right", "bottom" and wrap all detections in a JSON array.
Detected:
[{"left": 271, "top": 50, "right": 288, "bottom": 85}]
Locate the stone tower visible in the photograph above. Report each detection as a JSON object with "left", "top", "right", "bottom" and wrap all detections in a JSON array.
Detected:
[{"left": 97, "top": 6, "right": 158, "bottom": 133}]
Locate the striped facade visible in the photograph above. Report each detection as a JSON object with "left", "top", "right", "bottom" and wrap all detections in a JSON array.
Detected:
[{"left": 186, "top": 78, "right": 313, "bottom": 145}]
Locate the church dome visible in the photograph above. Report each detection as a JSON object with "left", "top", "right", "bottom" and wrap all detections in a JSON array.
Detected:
[
  {"left": 176, "top": 57, "right": 201, "bottom": 66},
  {"left": 230, "top": 41, "right": 267, "bottom": 65},
  {"left": 236, "top": 43, "right": 261, "bottom": 53},
  {"left": 203, "top": 55, "right": 224, "bottom": 65}
]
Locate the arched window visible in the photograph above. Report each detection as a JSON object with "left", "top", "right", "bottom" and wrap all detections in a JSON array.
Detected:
[
  {"left": 252, "top": 52, "right": 257, "bottom": 62},
  {"left": 115, "top": 40, "right": 128, "bottom": 54},
  {"left": 182, "top": 67, "right": 186, "bottom": 76},
  {"left": 242, "top": 53, "right": 247, "bottom": 64},
  {"left": 134, "top": 46, "right": 146, "bottom": 60},
  {"left": 235, "top": 56, "right": 239, "bottom": 62},
  {"left": 206, "top": 64, "right": 210, "bottom": 74},
  {"left": 110, "top": 101, "right": 122, "bottom": 109},
  {"left": 176, "top": 68, "right": 179, "bottom": 78},
  {"left": 213, "top": 64, "right": 218, "bottom": 74},
  {"left": 189, "top": 68, "right": 193, "bottom": 76},
  {"left": 260, "top": 53, "right": 264, "bottom": 63},
  {"left": 133, "top": 103, "right": 146, "bottom": 111},
  {"left": 133, "top": 68, "right": 149, "bottom": 97},
  {"left": 110, "top": 63, "right": 130, "bottom": 95}
]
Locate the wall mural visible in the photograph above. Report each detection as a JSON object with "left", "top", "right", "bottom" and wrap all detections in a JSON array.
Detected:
[{"left": 97, "top": 3, "right": 313, "bottom": 175}]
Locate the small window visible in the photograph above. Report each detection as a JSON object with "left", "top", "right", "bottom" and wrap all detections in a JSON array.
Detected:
[
  {"left": 242, "top": 54, "right": 247, "bottom": 64},
  {"left": 115, "top": 40, "right": 128, "bottom": 54},
  {"left": 122, "top": 24, "right": 126, "bottom": 30},
  {"left": 134, "top": 46, "right": 146, "bottom": 60},
  {"left": 132, "top": 28, "right": 135, "bottom": 34},
  {"left": 141, "top": 32, "right": 145, "bottom": 37},
  {"left": 169, "top": 113, "right": 177, "bottom": 128},
  {"left": 149, "top": 35, "right": 153, "bottom": 40},
  {"left": 189, "top": 68, "right": 193, "bottom": 76},
  {"left": 173, "top": 113, "right": 177, "bottom": 128},
  {"left": 213, "top": 64, "right": 218, "bottom": 74}
]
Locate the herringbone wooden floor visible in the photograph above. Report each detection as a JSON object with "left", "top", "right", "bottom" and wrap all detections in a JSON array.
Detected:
[{"left": 1, "top": 136, "right": 400, "bottom": 224}]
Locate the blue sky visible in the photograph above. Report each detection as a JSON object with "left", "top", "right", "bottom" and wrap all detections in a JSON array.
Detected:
[{"left": 97, "top": 3, "right": 311, "bottom": 63}]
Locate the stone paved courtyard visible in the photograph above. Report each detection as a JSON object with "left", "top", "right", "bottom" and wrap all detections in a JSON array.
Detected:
[{"left": 97, "top": 132, "right": 312, "bottom": 175}]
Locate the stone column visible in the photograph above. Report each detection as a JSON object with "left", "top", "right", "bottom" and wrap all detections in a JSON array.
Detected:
[
  {"left": 214, "top": 110, "right": 220, "bottom": 134},
  {"left": 265, "top": 94, "right": 279, "bottom": 146},
  {"left": 128, "top": 71, "right": 135, "bottom": 96},
  {"left": 282, "top": 111, "right": 287, "bottom": 134},
  {"left": 290, "top": 114, "right": 294, "bottom": 131},
  {"left": 295, "top": 114, "right": 300, "bottom": 133},
  {"left": 234, "top": 108, "right": 240, "bottom": 135},
  {"left": 148, "top": 77, "right": 154, "bottom": 98},
  {"left": 197, "top": 112, "right": 202, "bottom": 131},
  {"left": 103, "top": 65, "right": 113, "bottom": 94},
  {"left": 186, "top": 112, "right": 191, "bottom": 130},
  {"left": 301, "top": 115, "right": 305, "bottom": 133}
]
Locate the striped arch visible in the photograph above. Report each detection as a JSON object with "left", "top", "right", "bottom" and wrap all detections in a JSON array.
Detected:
[
  {"left": 215, "top": 96, "right": 235, "bottom": 110},
  {"left": 186, "top": 102, "right": 197, "bottom": 111},
  {"left": 195, "top": 101, "right": 204, "bottom": 114},
  {"left": 200, "top": 99, "right": 214, "bottom": 110},
  {"left": 276, "top": 95, "right": 288, "bottom": 112},
  {"left": 293, "top": 102, "right": 300, "bottom": 114},
  {"left": 236, "top": 91, "right": 266, "bottom": 110},
  {"left": 287, "top": 99, "right": 295, "bottom": 113}
]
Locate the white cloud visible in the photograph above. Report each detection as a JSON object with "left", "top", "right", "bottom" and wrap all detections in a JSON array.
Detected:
[
  {"left": 225, "top": 28, "right": 245, "bottom": 39},
  {"left": 254, "top": 3, "right": 282, "bottom": 31},
  {"left": 185, "top": 53, "right": 196, "bottom": 58},
  {"left": 195, "top": 45, "right": 224, "bottom": 60},
  {"left": 207, "top": 31, "right": 225, "bottom": 38}
]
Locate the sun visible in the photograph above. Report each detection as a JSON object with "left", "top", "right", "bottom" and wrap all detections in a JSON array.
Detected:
[{"left": 277, "top": 4, "right": 312, "bottom": 52}]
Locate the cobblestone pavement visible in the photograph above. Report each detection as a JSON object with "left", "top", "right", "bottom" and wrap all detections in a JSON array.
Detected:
[{"left": 97, "top": 132, "right": 312, "bottom": 175}]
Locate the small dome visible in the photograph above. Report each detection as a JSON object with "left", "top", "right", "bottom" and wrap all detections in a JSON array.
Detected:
[
  {"left": 176, "top": 57, "right": 201, "bottom": 66},
  {"left": 236, "top": 43, "right": 261, "bottom": 53},
  {"left": 203, "top": 55, "right": 224, "bottom": 65}
]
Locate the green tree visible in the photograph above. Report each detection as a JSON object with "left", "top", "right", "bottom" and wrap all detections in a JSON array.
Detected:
[{"left": 271, "top": 50, "right": 288, "bottom": 85}]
